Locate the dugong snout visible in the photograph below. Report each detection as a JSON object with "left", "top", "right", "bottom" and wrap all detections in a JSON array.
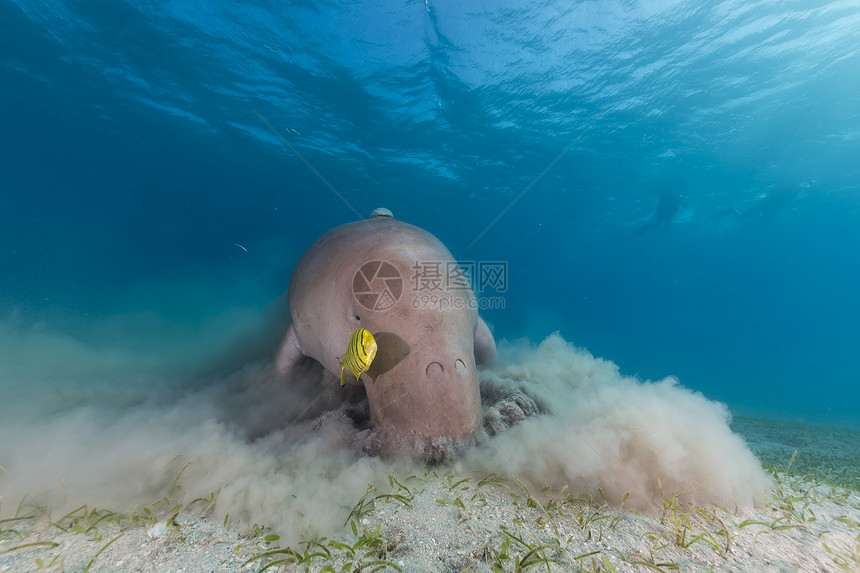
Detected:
[{"left": 367, "top": 351, "right": 482, "bottom": 448}]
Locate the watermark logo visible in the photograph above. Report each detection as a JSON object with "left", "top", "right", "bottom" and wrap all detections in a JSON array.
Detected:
[
  {"left": 410, "top": 261, "right": 508, "bottom": 294},
  {"left": 478, "top": 261, "right": 508, "bottom": 293},
  {"left": 353, "top": 261, "right": 403, "bottom": 311},
  {"left": 411, "top": 294, "right": 506, "bottom": 311},
  {"left": 354, "top": 259, "right": 508, "bottom": 311}
]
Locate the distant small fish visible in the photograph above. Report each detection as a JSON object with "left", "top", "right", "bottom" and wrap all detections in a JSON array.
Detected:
[
  {"left": 234, "top": 243, "right": 248, "bottom": 253},
  {"left": 337, "top": 328, "right": 377, "bottom": 387}
]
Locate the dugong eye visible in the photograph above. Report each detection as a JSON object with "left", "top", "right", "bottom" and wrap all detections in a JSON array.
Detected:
[{"left": 354, "top": 314, "right": 361, "bottom": 321}]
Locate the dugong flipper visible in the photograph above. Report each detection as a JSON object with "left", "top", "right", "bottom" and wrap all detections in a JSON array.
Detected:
[{"left": 276, "top": 209, "right": 496, "bottom": 453}]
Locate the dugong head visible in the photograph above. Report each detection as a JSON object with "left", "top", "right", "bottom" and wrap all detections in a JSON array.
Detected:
[{"left": 280, "top": 215, "right": 491, "bottom": 454}]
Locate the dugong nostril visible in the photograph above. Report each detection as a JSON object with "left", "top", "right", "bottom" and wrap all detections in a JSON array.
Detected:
[
  {"left": 427, "top": 360, "right": 468, "bottom": 379},
  {"left": 426, "top": 361, "right": 444, "bottom": 380}
]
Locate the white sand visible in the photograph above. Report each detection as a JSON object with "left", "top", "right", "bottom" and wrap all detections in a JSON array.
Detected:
[
  {"left": 2, "top": 330, "right": 858, "bottom": 572},
  {"left": 2, "top": 469, "right": 857, "bottom": 572}
]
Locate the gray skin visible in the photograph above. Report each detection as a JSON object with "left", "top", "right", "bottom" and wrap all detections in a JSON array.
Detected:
[{"left": 275, "top": 212, "right": 497, "bottom": 454}]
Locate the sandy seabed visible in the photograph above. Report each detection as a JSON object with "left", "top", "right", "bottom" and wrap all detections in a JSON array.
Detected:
[
  {"left": 2, "top": 332, "right": 858, "bottom": 572},
  {"left": 3, "top": 407, "right": 860, "bottom": 573},
  {"left": 1, "top": 464, "right": 858, "bottom": 573}
]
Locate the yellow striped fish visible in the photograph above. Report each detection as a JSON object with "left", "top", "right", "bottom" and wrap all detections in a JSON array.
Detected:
[{"left": 337, "top": 328, "right": 378, "bottom": 387}]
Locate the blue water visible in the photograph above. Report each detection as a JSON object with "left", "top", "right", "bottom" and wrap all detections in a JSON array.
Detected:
[{"left": 2, "top": 0, "right": 859, "bottom": 428}]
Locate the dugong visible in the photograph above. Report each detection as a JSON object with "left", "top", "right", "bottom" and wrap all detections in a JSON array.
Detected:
[{"left": 276, "top": 208, "right": 497, "bottom": 453}]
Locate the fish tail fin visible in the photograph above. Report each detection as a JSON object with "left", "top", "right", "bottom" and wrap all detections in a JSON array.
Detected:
[{"left": 337, "top": 357, "right": 346, "bottom": 387}]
